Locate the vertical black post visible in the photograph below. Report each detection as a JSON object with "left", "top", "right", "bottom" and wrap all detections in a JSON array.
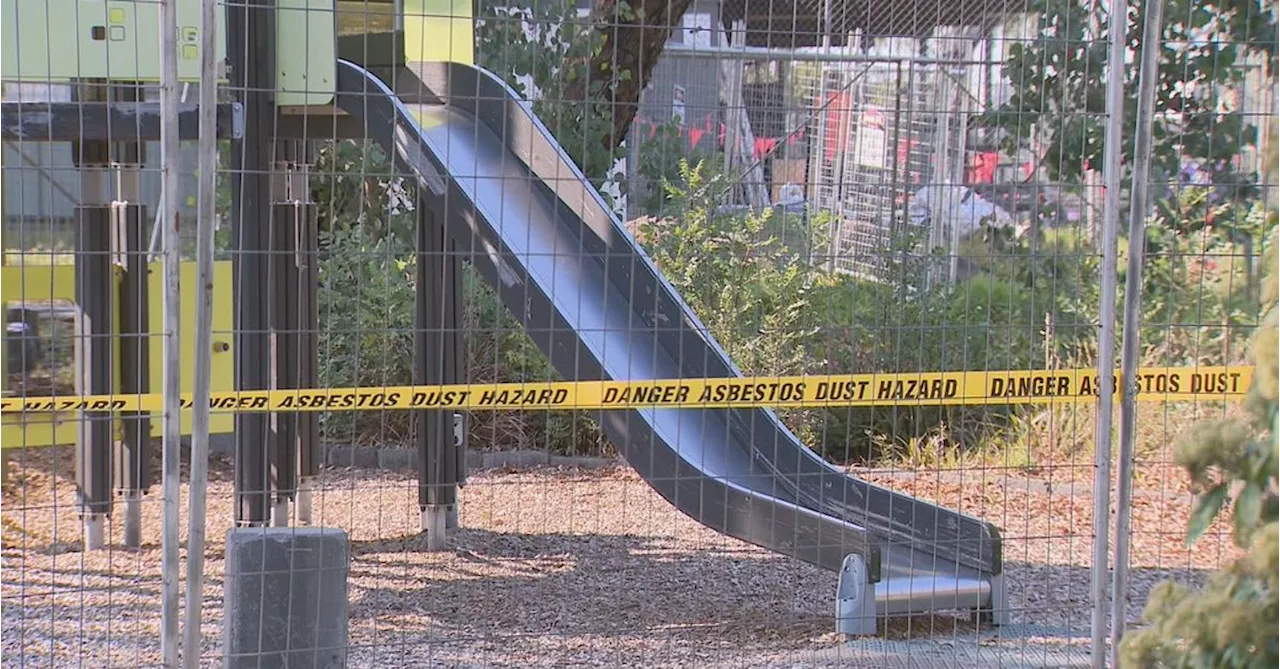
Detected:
[
  {"left": 445, "top": 223, "right": 465, "bottom": 517},
  {"left": 72, "top": 137, "right": 114, "bottom": 550},
  {"left": 115, "top": 200, "right": 151, "bottom": 548},
  {"left": 415, "top": 202, "right": 461, "bottom": 545},
  {"left": 229, "top": 0, "right": 277, "bottom": 526},
  {"left": 116, "top": 204, "right": 151, "bottom": 485},
  {"left": 268, "top": 200, "right": 296, "bottom": 523},
  {"left": 267, "top": 221, "right": 294, "bottom": 518},
  {"left": 272, "top": 197, "right": 290, "bottom": 517},
  {"left": 0, "top": 110, "right": 6, "bottom": 488},
  {"left": 293, "top": 152, "right": 320, "bottom": 524},
  {"left": 267, "top": 142, "right": 316, "bottom": 526},
  {"left": 110, "top": 82, "right": 150, "bottom": 549},
  {"left": 296, "top": 205, "right": 319, "bottom": 475}
]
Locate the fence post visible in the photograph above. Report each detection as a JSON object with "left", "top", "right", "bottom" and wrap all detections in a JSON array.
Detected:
[
  {"left": 183, "top": 0, "right": 221, "bottom": 662},
  {"left": 1111, "top": 0, "right": 1168, "bottom": 660},
  {"left": 158, "top": 0, "right": 184, "bottom": 663},
  {"left": 1091, "top": 0, "right": 1134, "bottom": 664}
]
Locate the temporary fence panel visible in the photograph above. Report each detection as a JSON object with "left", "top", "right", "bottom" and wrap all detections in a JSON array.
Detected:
[{"left": 0, "top": 0, "right": 1274, "bottom": 668}]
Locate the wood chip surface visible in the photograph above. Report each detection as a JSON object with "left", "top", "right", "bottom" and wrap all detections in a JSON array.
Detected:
[{"left": 1, "top": 445, "right": 1237, "bottom": 668}]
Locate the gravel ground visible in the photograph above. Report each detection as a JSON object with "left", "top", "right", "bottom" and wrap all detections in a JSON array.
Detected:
[{"left": 1, "top": 446, "right": 1238, "bottom": 668}]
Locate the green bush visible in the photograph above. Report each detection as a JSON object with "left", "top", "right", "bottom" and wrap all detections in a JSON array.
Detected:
[
  {"left": 1117, "top": 232, "right": 1278, "bottom": 668},
  {"left": 314, "top": 218, "right": 607, "bottom": 453},
  {"left": 629, "top": 160, "right": 1101, "bottom": 461},
  {"left": 315, "top": 222, "right": 417, "bottom": 443},
  {"left": 457, "top": 260, "right": 607, "bottom": 455},
  {"left": 1135, "top": 211, "right": 1270, "bottom": 366}
]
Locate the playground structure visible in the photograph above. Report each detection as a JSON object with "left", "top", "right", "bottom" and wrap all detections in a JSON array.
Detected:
[{"left": 0, "top": 0, "right": 1008, "bottom": 639}]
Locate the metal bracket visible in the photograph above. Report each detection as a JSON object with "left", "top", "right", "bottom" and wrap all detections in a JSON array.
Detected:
[
  {"left": 445, "top": 412, "right": 467, "bottom": 530},
  {"left": 835, "top": 553, "right": 878, "bottom": 636},
  {"left": 453, "top": 412, "right": 467, "bottom": 485},
  {"left": 984, "top": 572, "right": 1010, "bottom": 626}
]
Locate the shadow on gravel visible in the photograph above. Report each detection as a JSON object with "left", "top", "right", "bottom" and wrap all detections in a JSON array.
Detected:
[{"left": 345, "top": 527, "right": 1216, "bottom": 665}]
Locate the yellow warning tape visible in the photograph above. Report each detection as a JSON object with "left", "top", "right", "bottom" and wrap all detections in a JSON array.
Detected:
[{"left": 0, "top": 366, "right": 1254, "bottom": 415}]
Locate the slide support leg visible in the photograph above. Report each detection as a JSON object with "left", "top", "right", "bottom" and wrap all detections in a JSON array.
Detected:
[{"left": 835, "top": 554, "right": 878, "bottom": 637}]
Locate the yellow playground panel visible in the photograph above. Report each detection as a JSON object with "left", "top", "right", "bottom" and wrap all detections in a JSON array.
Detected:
[
  {"left": 404, "top": 0, "right": 474, "bottom": 65},
  {"left": 1, "top": 261, "right": 236, "bottom": 448},
  {"left": 334, "top": 0, "right": 473, "bottom": 64}
]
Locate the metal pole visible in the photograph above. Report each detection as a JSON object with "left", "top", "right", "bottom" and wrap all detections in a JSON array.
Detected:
[
  {"left": 1091, "top": 0, "right": 1132, "bottom": 663},
  {"left": 935, "top": 74, "right": 957, "bottom": 283},
  {"left": 295, "top": 164, "right": 320, "bottom": 525},
  {"left": 117, "top": 196, "right": 150, "bottom": 550},
  {"left": 269, "top": 172, "right": 306, "bottom": 527},
  {"left": 0, "top": 82, "right": 5, "bottom": 486},
  {"left": 416, "top": 200, "right": 452, "bottom": 548},
  {"left": 821, "top": 0, "right": 833, "bottom": 49},
  {"left": 265, "top": 150, "right": 311, "bottom": 528},
  {"left": 159, "top": 0, "right": 183, "bottom": 663},
  {"left": 183, "top": 0, "right": 220, "bottom": 663},
  {"left": 1110, "top": 0, "right": 1166, "bottom": 660},
  {"left": 663, "top": 43, "right": 998, "bottom": 66},
  {"left": 0, "top": 81, "right": 4, "bottom": 259},
  {"left": 71, "top": 126, "right": 113, "bottom": 551},
  {"left": 111, "top": 85, "right": 151, "bottom": 551},
  {"left": 267, "top": 150, "right": 317, "bottom": 524}
]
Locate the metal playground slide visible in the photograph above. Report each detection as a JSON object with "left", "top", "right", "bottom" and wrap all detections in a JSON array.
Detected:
[{"left": 332, "top": 58, "right": 1008, "bottom": 633}]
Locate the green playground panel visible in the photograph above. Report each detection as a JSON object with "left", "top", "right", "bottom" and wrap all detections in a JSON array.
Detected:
[
  {"left": 1, "top": 0, "right": 336, "bottom": 106},
  {"left": 277, "top": 0, "right": 337, "bottom": 106}
]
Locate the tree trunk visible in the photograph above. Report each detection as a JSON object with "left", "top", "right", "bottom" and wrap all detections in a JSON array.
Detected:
[{"left": 565, "top": 0, "right": 695, "bottom": 149}]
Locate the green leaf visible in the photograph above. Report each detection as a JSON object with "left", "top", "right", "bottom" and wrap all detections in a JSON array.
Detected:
[
  {"left": 1262, "top": 492, "right": 1279, "bottom": 524},
  {"left": 1186, "top": 482, "right": 1229, "bottom": 545},
  {"left": 1233, "top": 482, "right": 1262, "bottom": 545}
]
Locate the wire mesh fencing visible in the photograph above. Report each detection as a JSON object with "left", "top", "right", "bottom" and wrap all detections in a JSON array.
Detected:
[
  {"left": 625, "top": 46, "right": 986, "bottom": 283},
  {"left": 0, "top": 0, "right": 1276, "bottom": 667}
]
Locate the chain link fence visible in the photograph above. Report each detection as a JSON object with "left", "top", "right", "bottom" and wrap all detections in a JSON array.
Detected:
[{"left": 1, "top": 0, "right": 1276, "bottom": 667}]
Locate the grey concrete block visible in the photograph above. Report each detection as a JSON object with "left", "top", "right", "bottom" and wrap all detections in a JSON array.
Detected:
[
  {"left": 351, "top": 446, "right": 378, "bottom": 469},
  {"left": 451, "top": 449, "right": 624, "bottom": 473},
  {"left": 180, "top": 434, "right": 236, "bottom": 456},
  {"left": 377, "top": 448, "right": 413, "bottom": 471},
  {"left": 210, "top": 434, "right": 236, "bottom": 455},
  {"left": 548, "top": 454, "right": 619, "bottom": 469},
  {"left": 482, "top": 450, "right": 551, "bottom": 469},
  {"left": 223, "top": 527, "right": 350, "bottom": 669},
  {"left": 326, "top": 445, "right": 352, "bottom": 468}
]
